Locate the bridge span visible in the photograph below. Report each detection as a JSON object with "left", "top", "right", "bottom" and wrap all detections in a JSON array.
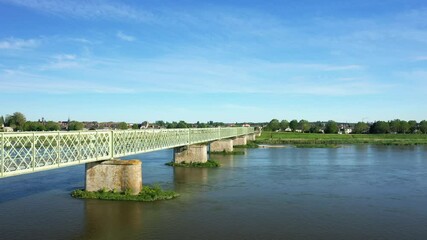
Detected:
[{"left": 0, "top": 127, "right": 254, "bottom": 179}]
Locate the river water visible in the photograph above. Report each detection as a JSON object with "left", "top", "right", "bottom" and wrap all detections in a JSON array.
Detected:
[{"left": 0, "top": 145, "right": 426, "bottom": 240}]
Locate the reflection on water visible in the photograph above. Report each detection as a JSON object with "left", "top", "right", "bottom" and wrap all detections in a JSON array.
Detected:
[
  {"left": 81, "top": 200, "right": 144, "bottom": 240},
  {"left": 1, "top": 145, "right": 427, "bottom": 240}
]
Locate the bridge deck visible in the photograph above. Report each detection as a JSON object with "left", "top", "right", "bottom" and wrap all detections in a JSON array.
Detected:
[{"left": 0, "top": 127, "right": 254, "bottom": 178}]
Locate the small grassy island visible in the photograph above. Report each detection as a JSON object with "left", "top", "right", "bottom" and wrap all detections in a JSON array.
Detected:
[
  {"left": 165, "top": 160, "right": 220, "bottom": 168},
  {"left": 71, "top": 185, "right": 179, "bottom": 202}
]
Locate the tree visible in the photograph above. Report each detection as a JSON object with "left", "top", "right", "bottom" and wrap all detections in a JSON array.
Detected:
[
  {"left": 155, "top": 120, "right": 166, "bottom": 128},
  {"left": 309, "top": 122, "right": 323, "bottom": 133},
  {"left": 324, "top": 120, "right": 338, "bottom": 134},
  {"left": 45, "top": 121, "right": 60, "bottom": 131},
  {"left": 0, "top": 115, "right": 4, "bottom": 126},
  {"left": 266, "top": 119, "right": 280, "bottom": 131},
  {"left": 117, "top": 122, "right": 128, "bottom": 130},
  {"left": 5, "top": 112, "right": 26, "bottom": 131},
  {"left": 408, "top": 120, "right": 418, "bottom": 133},
  {"left": 24, "top": 121, "right": 45, "bottom": 131},
  {"left": 132, "top": 124, "right": 139, "bottom": 129},
  {"left": 298, "top": 119, "right": 310, "bottom": 133},
  {"left": 369, "top": 121, "right": 390, "bottom": 134},
  {"left": 420, "top": 120, "right": 427, "bottom": 134},
  {"left": 280, "top": 120, "right": 289, "bottom": 131},
  {"left": 176, "top": 121, "right": 188, "bottom": 128},
  {"left": 353, "top": 122, "right": 369, "bottom": 134},
  {"left": 398, "top": 120, "right": 409, "bottom": 134},
  {"left": 389, "top": 119, "right": 401, "bottom": 133},
  {"left": 68, "top": 121, "right": 84, "bottom": 131},
  {"left": 289, "top": 119, "right": 298, "bottom": 132}
]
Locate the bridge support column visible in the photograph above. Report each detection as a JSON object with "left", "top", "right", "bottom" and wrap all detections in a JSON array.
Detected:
[
  {"left": 233, "top": 136, "right": 247, "bottom": 146},
  {"left": 85, "top": 159, "right": 142, "bottom": 195},
  {"left": 246, "top": 133, "right": 256, "bottom": 141},
  {"left": 210, "top": 139, "right": 233, "bottom": 153},
  {"left": 174, "top": 144, "right": 208, "bottom": 163}
]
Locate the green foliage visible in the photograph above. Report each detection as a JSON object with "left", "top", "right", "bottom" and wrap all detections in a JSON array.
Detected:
[
  {"left": 408, "top": 120, "right": 418, "bottom": 133},
  {"left": 0, "top": 115, "right": 4, "bottom": 126},
  {"left": 45, "top": 121, "right": 60, "bottom": 131},
  {"left": 266, "top": 119, "right": 280, "bottom": 131},
  {"left": 370, "top": 121, "right": 390, "bottom": 134},
  {"left": 165, "top": 160, "right": 220, "bottom": 168},
  {"left": 176, "top": 120, "right": 188, "bottom": 128},
  {"left": 298, "top": 119, "right": 310, "bottom": 133},
  {"left": 280, "top": 120, "right": 289, "bottom": 131},
  {"left": 289, "top": 119, "right": 298, "bottom": 131},
  {"left": 324, "top": 120, "right": 338, "bottom": 134},
  {"left": 155, "top": 120, "right": 166, "bottom": 127},
  {"left": 24, "top": 121, "right": 45, "bottom": 131},
  {"left": 420, "top": 120, "right": 427, "bottom": 134},
  {"left": 71, "top": 185, "right": 179, "bottom": 202},
  {"left": 117, "top": 122, "right": 128, "bottom": 130},
  {"left": 309, "top": 122, "right": 322, "bottom": 133},
  {"left": 5, "top": 112, "right": 26, "bottom": 131},
  {"left": 68, "top": 121, "right": 84, "bottom": 131},
  {"left": 132, "top": 124, "right": 139, "bottom": 129},
  {"left": 353, "top": 122, "right": 369, "bottom": 134}
]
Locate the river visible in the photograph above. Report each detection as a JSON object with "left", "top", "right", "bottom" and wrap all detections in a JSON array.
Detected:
[{"left": 0, "top": 145, "right": 426, "bottom": 240}]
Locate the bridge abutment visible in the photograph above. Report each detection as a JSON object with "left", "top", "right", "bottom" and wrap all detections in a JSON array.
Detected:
[
  {"left": 233, "top": 136, "right": 247, "bottom": 146},
  {"left": 210, "top": 139, "right": 234, "bottom": 153},
  {"left": 85, "top": 159, "right": 142, "bottom": 195},
  {"left": 174, "top": 144, "right": 208, "bottom": 163}
]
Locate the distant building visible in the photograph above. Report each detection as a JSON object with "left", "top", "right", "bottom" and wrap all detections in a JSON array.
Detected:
[
  {"left": 242, "top": 124, "right": 250, "bottom": 127},
  {"left": 3, "top": 127, "right": 13, "bottom": 132}
]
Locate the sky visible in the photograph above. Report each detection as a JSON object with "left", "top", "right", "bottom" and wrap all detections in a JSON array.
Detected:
[{"left": 0, "top": 0, "right": 426, "bottom": 123}]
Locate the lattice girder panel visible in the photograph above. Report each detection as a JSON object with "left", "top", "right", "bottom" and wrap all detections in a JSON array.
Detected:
[
  {"left": 34, "top": 133, "right": 58, "bottom": 167},
  {"left": 2, "top": 133, "right": 33, "bottom": 174}
]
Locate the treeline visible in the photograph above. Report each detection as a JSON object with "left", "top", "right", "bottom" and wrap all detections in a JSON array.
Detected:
[
  {"left": 0, "top": 112, "right": 229, "bottom": 132},
  {"left": 264, "top": 119, "right": 427, "bottom": 134}
]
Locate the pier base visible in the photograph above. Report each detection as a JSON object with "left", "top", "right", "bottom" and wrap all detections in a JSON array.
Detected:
[
  {"left": 174, "top": 144, "right": 208, "bottom": 163},
  {"left": 85, "top": 159, "right": 142, "bottom": 195},
  {"left": 233, "top": 136, "right": 247, "bottom": 146},
  {"left": 210, "top": 139, "right": 234, "bottom": 153}
]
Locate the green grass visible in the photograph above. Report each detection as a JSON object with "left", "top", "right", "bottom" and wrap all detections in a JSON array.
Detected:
[
  {"left": 165, "top": 160, "right": 220, "bottom": 168},
  {"left": 256, "top": 132, "right": 427, "bottom": 145},
  {"left": 71, "top": 185, "right": 179, "bottom": 202},
  {"left": 210, "top": 150, "right": 245, "bottom": 155}
]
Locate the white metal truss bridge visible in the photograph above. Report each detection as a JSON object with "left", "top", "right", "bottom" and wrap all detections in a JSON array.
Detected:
[{"left": 0, "top": 127, "right": 254, "bottom": 178}]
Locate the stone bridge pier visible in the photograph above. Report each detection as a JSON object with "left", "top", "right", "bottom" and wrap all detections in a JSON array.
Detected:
[{"left": 174, "top": 144, "right": 208, "bottom": 163}]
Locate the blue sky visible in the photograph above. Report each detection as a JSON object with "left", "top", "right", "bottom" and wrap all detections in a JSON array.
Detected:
[{"left": 0, "top": 0, "right": 426, "bottom": 123}]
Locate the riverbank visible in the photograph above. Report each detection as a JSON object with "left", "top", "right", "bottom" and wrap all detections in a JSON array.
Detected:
[{"left": 255, "top": 132, "right": 427, "bottom": 146}]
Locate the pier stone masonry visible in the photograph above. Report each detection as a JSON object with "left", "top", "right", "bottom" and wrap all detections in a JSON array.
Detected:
[
  {"left": 174, "top": 144, "right": 208, "bottom": 163},
  {"left": 85, "top": 159, "right": 142, "bottom": 195},
  {"left": 246, "top": 134, "right": 256, "bottom": 141},
  {"left": 233, "top": 136, "right": 247, "bottom": 146},
  {"left": 210, "top": 139, "right": 234, "bottom": 153}
]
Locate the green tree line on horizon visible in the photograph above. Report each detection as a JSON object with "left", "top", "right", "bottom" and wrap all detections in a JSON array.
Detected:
[{"left": 263, "top": 119, "right": 427, "bottom": 134}]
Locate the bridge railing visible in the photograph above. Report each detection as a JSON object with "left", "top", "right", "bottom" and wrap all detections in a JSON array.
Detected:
[{"left": 0, "top": 127, "right": 254, "bottom": 178}]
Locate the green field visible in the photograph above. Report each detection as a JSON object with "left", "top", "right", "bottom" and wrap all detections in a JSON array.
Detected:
[{"left": 256, "top": 132, "right": 427, "bottom": 145}]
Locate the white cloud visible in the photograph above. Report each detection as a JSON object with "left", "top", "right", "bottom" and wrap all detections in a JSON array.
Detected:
[
  {"left": 414, "top": 56, "right": 427, "bottom": 61},
  {"left": 0, "top": 38, "right": 39, "bottom": 49},
  {"left": 116, "top": 31, "right": 136, "bottom": 42}
]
